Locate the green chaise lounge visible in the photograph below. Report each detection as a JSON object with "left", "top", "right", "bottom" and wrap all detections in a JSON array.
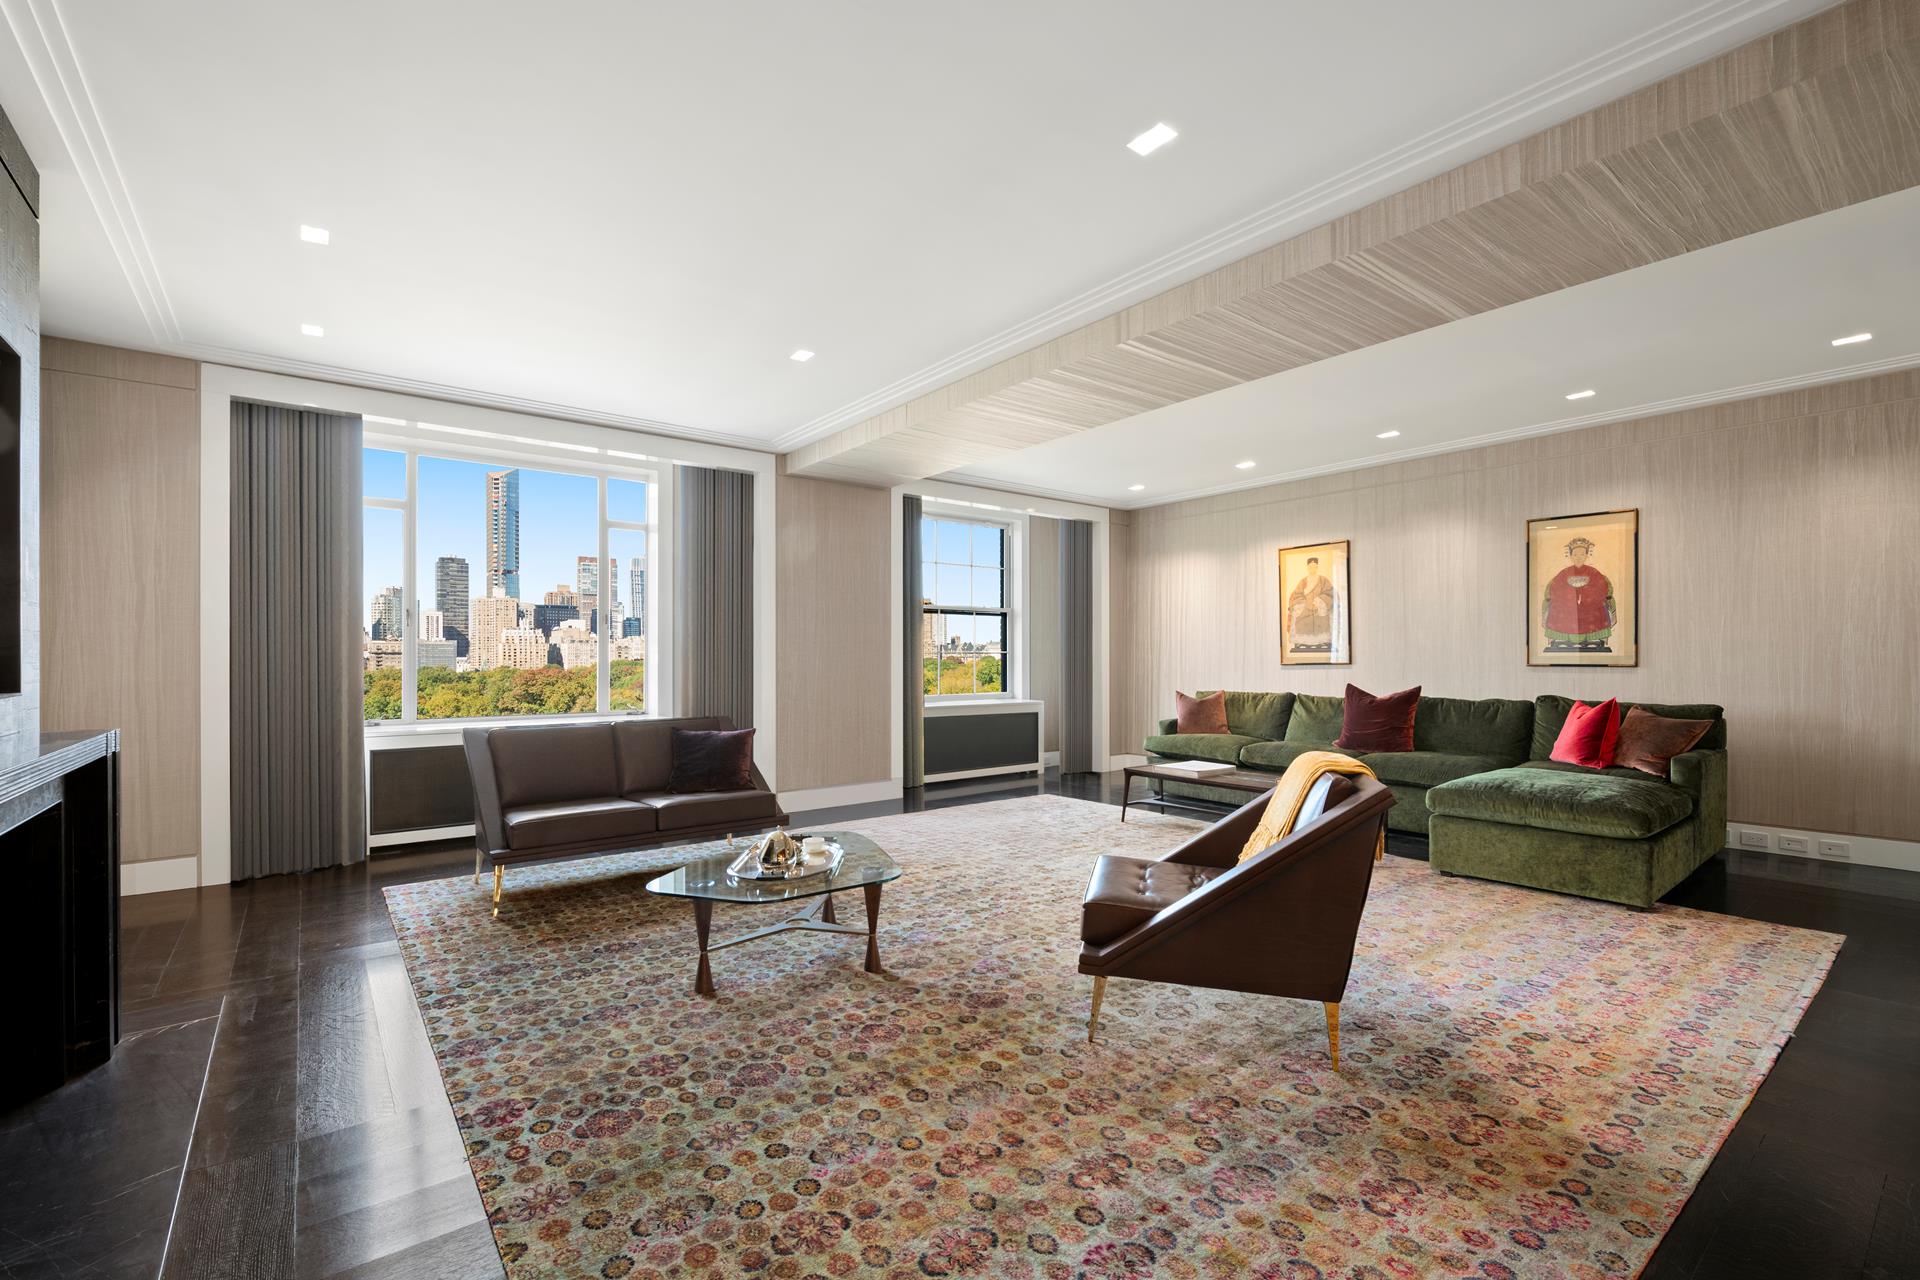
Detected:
[{"left": 1142, "top": 690, "right": 1726, "bottom": 908}]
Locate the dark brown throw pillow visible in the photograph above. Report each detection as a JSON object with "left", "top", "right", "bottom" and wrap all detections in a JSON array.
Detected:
[
  {"left": 1334, "top": 683, "right": 1420, "bottom": 752},
  {"left": 1614, "top": 708, "right": 1712, "bottom": 778},
  {"left": 1175, "top": 690, "right": 1230, "bottom": 735},
  {"left": 668, "top": 727, "right": 757, "bottom": 793}
]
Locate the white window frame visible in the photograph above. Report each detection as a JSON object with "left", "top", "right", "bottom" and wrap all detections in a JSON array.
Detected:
[
  {"left": 360, "top": 429, "right": 661, "bottom": 726},
  {"left": 920, "top": 508, "right": 1020, "bottom": 703}
]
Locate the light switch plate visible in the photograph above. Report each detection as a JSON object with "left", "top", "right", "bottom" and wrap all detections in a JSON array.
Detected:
[
  {"left": 1778, "top": 835, "right": 1810, "bottom": 853},
  {"left": 1818, "top": 839, "right": 1851, "bottom": 860},
  {"left": 1738, "top": 830, "right": 1770, "bottom": 849}
]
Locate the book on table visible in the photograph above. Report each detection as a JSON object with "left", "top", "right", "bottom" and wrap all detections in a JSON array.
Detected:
[{"left": 1154, "top": 760, "right": 1234, "bottom": 778}]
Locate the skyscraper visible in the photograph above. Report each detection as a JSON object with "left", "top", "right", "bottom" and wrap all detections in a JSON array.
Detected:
[
  {"left": 485, "top": 470, "right": 520, "bottom": 600},
  {"left": 434, "top": 555, "right": 470, "bottom": 656},
  {"left": 469, "top": 591, "right": 522, "bottom": 670},
  {"left": 370, "top": 586, "right": 403, "bottom": 640},
  {"left": 575, "top": 555, "right": 597, "bottom": 613},
  {"left": 627, "top": 563, "right": 646, "bottom": 636}
]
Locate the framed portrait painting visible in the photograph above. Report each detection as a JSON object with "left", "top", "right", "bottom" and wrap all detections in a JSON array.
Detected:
[
  {"left": 1526, "top": 509, "right": 1637, "bottom": 667},
  {"left": 1278, "top": 540, "right": 1350, "bottom": 665}
]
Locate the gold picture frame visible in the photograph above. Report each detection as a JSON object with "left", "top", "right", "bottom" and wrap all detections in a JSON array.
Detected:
[
  {"left": 1278, "top": 540, "right": 1350, "bottom": 665},
  {"left": 1525, "top": 509, "right": 1638, "bottom": 667}
]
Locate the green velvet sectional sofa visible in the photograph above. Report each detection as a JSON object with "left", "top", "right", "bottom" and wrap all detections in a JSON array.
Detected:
[{"left": 1144, "top": 691, "right": 1727, "bottom": 909}]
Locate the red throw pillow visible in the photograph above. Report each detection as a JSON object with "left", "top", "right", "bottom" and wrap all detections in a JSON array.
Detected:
[
  {"left": 1175, "top": 690, "right": 1230, "bottom": 735},
  {"left": 1334, "top": 684, "right": 1419, "bottom": 752},
  {"left": 1549, "top": 698, "right": 1621, "bottom": 769}
]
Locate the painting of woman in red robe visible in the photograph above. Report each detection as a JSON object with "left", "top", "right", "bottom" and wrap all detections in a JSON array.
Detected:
[
  {"left": 1526, "top": 509, "right": 1637, "bottom": 667},
  {"left": 1541, "top": 537, "right": 1615, "bottom": 651}
]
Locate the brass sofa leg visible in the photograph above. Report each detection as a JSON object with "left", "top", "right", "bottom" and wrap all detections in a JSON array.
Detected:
[
  {"left": 1088, "top": 975, "right": 1107, "bottom": 1044},
  {"left": 492, "top": 866, "right": 505, "bottom": 918},
  {"left": 1323, "top": 1001, "right": 1340, "bottom": 1071}
]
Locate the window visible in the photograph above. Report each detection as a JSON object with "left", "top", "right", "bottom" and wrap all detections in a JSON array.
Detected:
[
  {"left": 921, "top": 514, "right": 1009, "bottom": 697},
  {"left": 361, "top": 444, "right": 656, "bottom": 724}
]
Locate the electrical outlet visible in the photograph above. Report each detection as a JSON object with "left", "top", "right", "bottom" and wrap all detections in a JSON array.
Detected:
[
  {"left": 1818, "top": 839, "right": 1851, "bottom": 860},
  {"left": 1738, "top": 830, "right": 1770, "bottom": 849},
  {"left": 1778, "top": 835, "right": 1810, "bottom": 854}
]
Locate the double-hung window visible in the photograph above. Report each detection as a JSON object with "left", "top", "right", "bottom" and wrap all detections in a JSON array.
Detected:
[
  {"left": 920, "top": 514, "right": 1010, "bottom": 698},
  {"left": 360, "top": 440, "right": 657, "bottom": 724}
]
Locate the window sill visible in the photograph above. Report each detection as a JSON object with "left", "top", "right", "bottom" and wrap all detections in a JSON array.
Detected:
[
  {"left": 364, "top": 710, "right": 655, "bottom": 743},
  {"left": 924, "top": 697, "right": 1040, "bottom": 715}
]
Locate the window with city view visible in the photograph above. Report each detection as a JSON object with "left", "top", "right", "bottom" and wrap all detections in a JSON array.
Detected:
[
  {"left": 361, "top": 446, "right": 652, "bottom": 723},
  {"left": 921, "top": 515, "right": 1008, "bottom": 697}
]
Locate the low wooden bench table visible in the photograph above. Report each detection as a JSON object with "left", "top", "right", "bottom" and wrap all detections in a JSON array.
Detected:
[{"left": 1120, "top": 763, "right": 1277, "bottom": 821}]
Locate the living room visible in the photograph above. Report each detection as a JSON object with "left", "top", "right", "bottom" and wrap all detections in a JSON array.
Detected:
[{"left": 2, "top": 3, "right": 1916, "bottom": 1278}]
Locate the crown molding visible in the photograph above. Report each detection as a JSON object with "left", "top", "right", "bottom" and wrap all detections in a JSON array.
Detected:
[
  {"left": 769, "top": 0, "right": 1830, "bottom": 455},
  {"left": 0, "top": 0, "right": 180, "bottom": 341},
  {"left": 947, "top": 352, "right": 1920, "bottom": 512},
  {"left": 167, "top": 339, "right": 777, "bottom": 453}
]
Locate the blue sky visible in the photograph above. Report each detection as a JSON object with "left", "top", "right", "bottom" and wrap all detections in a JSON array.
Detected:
[{"left": 364, "top": 448, "right": 649, "bottom": 625}]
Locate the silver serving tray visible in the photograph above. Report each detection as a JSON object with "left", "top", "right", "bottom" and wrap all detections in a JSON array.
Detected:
[{"left": 725, "top": 838, "right": 844, "bottom": 881}]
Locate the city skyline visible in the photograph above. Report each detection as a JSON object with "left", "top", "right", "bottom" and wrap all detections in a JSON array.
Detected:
[{"left": 363, "top": 448, "right": 649, "bottom": 636}]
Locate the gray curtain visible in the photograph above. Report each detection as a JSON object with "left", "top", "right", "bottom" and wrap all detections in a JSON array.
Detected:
[
  {"left": 230, "top": 400, "right": 366, "bottom": 879},
  {"left": 674, "top": 465, "right": 754, "bottom": 727},
  {"left": 1060, "top": 519, "right": 1094, "bottom": 773},
  {"left": 902, "top": 494, "right": 925, "bottom": 787}
]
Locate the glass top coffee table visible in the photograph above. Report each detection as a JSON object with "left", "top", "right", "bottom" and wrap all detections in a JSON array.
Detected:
[{"left": 645, "top": 831, "right": 902, "bottom": 997}]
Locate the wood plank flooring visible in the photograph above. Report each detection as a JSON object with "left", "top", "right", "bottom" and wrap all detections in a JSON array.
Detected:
[{"left": 3, "top": 769, "right": 1913, "bottom": 1278}]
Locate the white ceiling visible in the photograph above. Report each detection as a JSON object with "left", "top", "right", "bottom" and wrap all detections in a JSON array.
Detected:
[
  {"left": 0, "top": 0, "right": 1836, "bottom": 448},
  {"left": 948, "top": 186, "right": 1920, "bottom": 507}
]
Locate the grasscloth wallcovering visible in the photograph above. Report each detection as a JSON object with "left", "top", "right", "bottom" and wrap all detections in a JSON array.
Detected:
[
  {"left": 774, "top": 475, "right": 892, "bottom": 792},
  {"left": 1118, "top": 369, "right": 1920, "bottom": 843}
]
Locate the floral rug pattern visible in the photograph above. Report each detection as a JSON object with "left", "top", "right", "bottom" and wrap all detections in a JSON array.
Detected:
[{"left": 382, "top": 794, "right": 1840, "bottom": 1280}]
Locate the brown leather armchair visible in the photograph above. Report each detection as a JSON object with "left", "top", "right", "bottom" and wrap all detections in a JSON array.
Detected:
[{"left": 1079, "top": 773, "right": 1394, "bottom": 1067}]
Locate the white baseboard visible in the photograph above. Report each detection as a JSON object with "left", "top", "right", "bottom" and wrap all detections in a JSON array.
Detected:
[
  {"left": 781, "top": 779, "right": 904, "bottom": 813},
  {"left": 1725, "top": 821, "right": 1920, "bottom": 875},
  {"left": 1043, "top": 750, "right": 1060, "bottom": 767},
  {"left": 923, "top": 762, "right": 1045, "bottom": 784},
  {"left": 121, "top": 856, "right": 200, "bottom": 895},
  {"left": 1106, "top": 753, "right": 1149, "bottom": 769},
  {"left": 371, "top": 823, "right": 476, "bottom": 849}
]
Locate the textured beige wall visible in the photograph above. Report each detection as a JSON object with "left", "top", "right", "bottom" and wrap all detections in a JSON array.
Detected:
[
  {"left": 1027, "top": 515, "right": 1061, "bottom": 753},
  {"left": 1117, "top": 369, "right": 1920, "bottom": 842},
  {"left": 41, "top": 338, "right": 201, "bottom": 863},
  {"left": 774, "top": 474, "right": 894, "bottom": 792}
]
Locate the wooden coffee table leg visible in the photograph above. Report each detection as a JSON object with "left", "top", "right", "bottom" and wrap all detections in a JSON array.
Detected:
[
  {"left": 862, "top": 883, "right": 883, "bottom": 974},
  {"left": 820, "top": 892, "right": 837, "bottom": 924},
  {"left": 1120, "top": 771, "right": 1132, "bottom": 822},
  {"left": 693, "top": 898, "right": 716, "bottom": 997}
]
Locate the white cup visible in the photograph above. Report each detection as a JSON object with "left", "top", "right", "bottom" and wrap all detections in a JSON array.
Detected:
[{"left": 801, "top": 836, "right": 828, "bottom": 857}]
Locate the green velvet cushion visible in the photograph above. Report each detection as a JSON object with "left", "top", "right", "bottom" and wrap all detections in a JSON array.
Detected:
[
  {"left": 1222, "top": 691, "right": 1294, "bottom": 742},
  {"left": 1143, "top": 733, "right": 1262, "bottom": 766},
  {"left": 1426, "top": 765, "right": 1693, "bottom": 840},
  {"left": 1516, "top": 759, "right": 1657, "bottom": 782},
  {"left": 1413, "top": 696, "right": 1533, "bottom": 760},
  {"left": 1430, "top": 814, "right": 1704, "bottom": 909},
  {"left": 1361, "top": 751, "right": 1513, "bottom": 789},
  {"left": 1239, "top": 739, "right": 1358, "bottom": 771},
  {"left": 1530, "top": 695, "right": 1725, "bottom": 759},
  {"left": 1284, "top": 693, "right": 1346, "bottom": 745}
]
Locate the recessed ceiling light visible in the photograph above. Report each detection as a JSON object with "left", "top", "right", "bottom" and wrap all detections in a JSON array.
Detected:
[
  {"left": 299, "top": 224, "right": 330, "bottom": 245},
  {"left": 300, "top": 323, "right": 324, "bottom": 337},
  {"left": 1565, "top": 389, "right": 1596, "bottom": 400},
  {"left": 1376, "top": 430, "right": 1401, "bottom": 439},
  {"left": 1234, "top": 460, "right": 1257, "bottom": 470},
  {"left": 789, "top": 349, "right": 815, "bottom": 362},
  {"left": 1127, "top": 483, "right": 1146, "bottom": 492},
  {"left": 1831, "top": 332, "right": 1873, "bottom": 346},
  {"left": 1126, "top": 123, "right": 1178, "bottom": 156}
]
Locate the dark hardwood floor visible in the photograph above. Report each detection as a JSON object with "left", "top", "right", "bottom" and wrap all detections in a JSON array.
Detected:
[{"left": 3, "top": 769, "right": 1914, "bottom": 1278}]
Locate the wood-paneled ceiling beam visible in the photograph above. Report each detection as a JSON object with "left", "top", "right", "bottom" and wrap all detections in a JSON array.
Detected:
[{"left": 784, "top": 0, "right": 1920, "bottom": 486}]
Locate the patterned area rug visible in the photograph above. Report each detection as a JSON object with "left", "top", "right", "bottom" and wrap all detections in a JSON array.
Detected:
[{"left": 383, "top": 794, "right": 1840, "bottom": 1280}]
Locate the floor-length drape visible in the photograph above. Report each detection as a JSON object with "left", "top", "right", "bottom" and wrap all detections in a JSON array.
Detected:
[
  {"left": 1060, "top": 518, "right": 1094, "bottom": 773},
  {"left": 230, "top": 400, "right": 366, "bottom": 879},
  {"left": 674, "top": 465, "right": 754, "bottom": 728},
  {"left": 902, "top": 494, "right": 925, "bottom": 787}
]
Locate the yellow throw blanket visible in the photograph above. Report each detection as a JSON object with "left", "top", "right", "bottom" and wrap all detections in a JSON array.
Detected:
[{"left": 1238, "top": 751, "right": 1384, "bottom": 863}]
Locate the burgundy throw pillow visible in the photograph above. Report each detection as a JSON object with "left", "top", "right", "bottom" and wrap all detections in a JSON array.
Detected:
[
  {"left": 1614, "top": 708, "right": 1712, "bottom": 778},
  {"left": 1550, "top": 698, "right": 1621, "bottom": 769},
  {"left": 1175, "top": 690, "right": 1230, "bottom": 735},
  {"left": 668, "top": 727, "right": 757, "bottom": 793},
  {"left": 1334, "top": 684, "right": 1419, "bottom": 752}
]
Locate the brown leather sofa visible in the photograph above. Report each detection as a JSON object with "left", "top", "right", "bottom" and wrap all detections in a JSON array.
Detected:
[
  {"left": 463, "top": 716, "right": 787, "bottom": 914},
  {"left": 1079, "top": 772, "right": 1393, "bottom": 1067}
]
